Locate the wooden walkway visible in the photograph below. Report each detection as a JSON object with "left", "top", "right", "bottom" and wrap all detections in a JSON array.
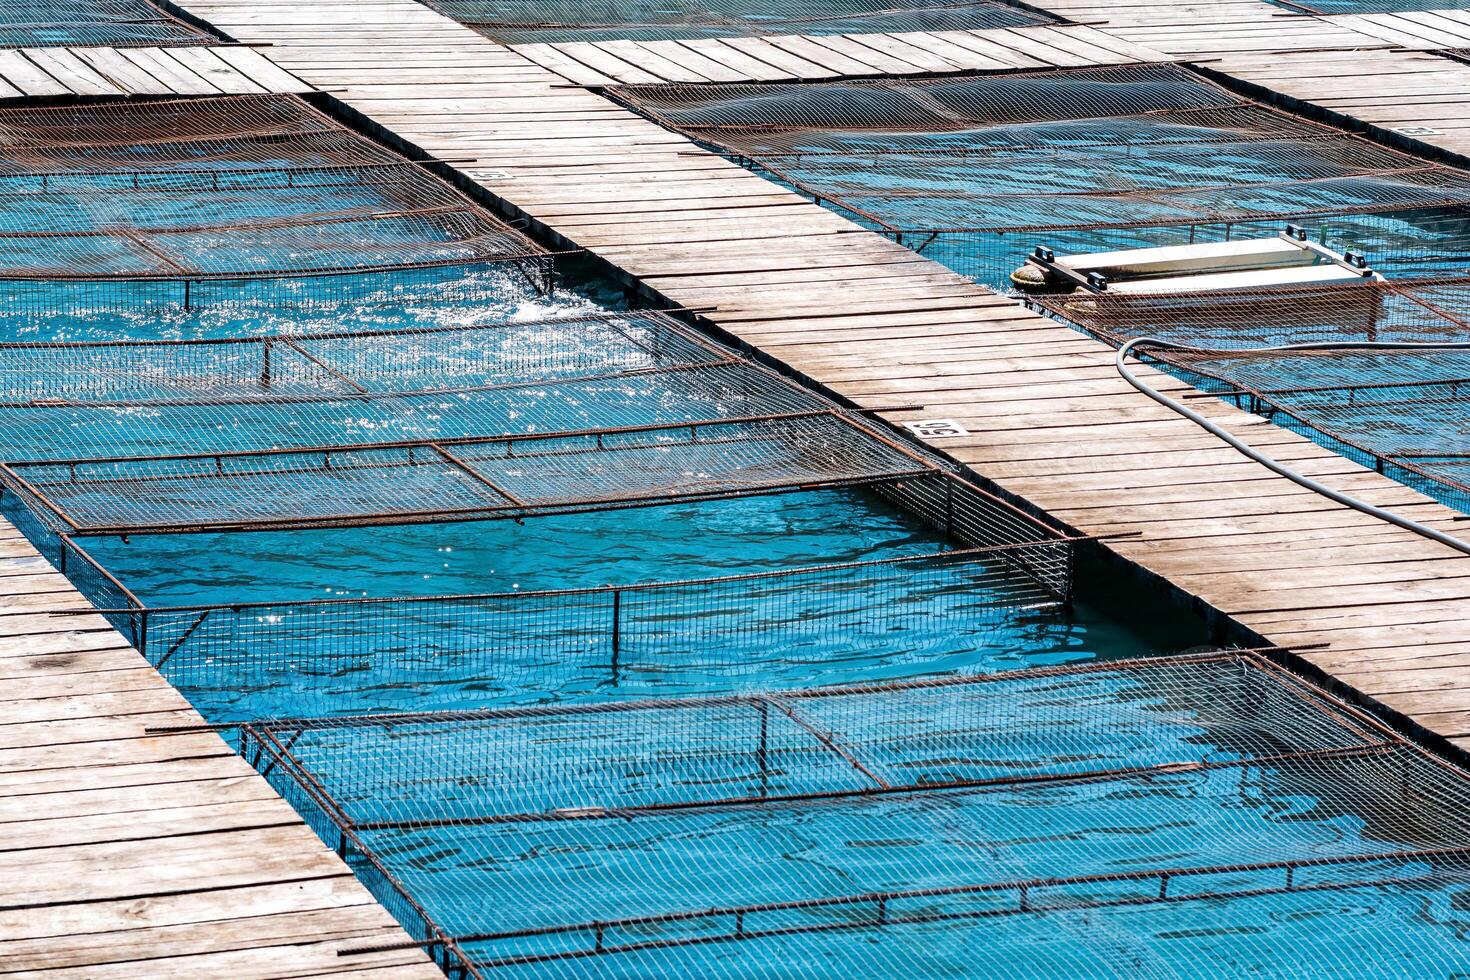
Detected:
[
  {"left": 990, "top": 0, "right": 1400, "bottom": 53},
  {"left": 511, "top": 25, "right": 1173, "bottom": 85},
  {"left": 0, "top": 45, "right": 310, "bottom": 98},
  {"left": 180, "top": 0, "right": 1470, "bottom": 756},
  {"left": 1321, "top": 9, "right": 1470, "bottom": 48},
  {"left": 6, "top": 0, "right": 1470, "bottom": 971},
  {"left": 0, "top": 526, "right": 439, "bottom": 975},
  {"left": 1216, "top": 47, "right": 1470, "bottom": 157}
]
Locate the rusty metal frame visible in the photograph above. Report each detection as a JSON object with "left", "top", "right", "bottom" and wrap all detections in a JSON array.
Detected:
[
  {"left": 1123, "top": 345, "right": 1470, "bottom": 504},
  {"left": 66, "top": 505, "right": 1079, "bottom": 675},
  {"left": 0, "top": 93, "right": 550, "bottom": 281},
  {"left": 606, "top": 65, "right": 1470, "bottom": 240},
  {"left": 2, "top": 0, "right": 215, "bottom": 46},
  {"left": 0, "top": 407, "right": 944, "bottom": 536},
  {"left": 455, "top": 843, "right": 1470, "bottom": 971},
  {"left": 0, "top": 309, "right": 736, "bottom": 408},
  {"left": 241, "top": 650, "right": 1465, "bottom": 975},
  {"left": 1026, "top": 274, "right": 1470, "bottom": 507}
]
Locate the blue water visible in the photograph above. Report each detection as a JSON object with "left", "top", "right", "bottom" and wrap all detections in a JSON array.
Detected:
[
  {"left": 10, "top": 119, "right": 1466, "bottom": 974},
  {"left": 422, "top": 0, "right": 1052, "bottom": 44},
  {"left": 657, "top": 70, "right": 1470, "bottom": 518},
  {"left": 0, "top": 0, "right": 208, "bottom": 46},
  {"left": 261, "top": 658, "right": 1470, "bottom": 979},
  {"left": 0, "top": 94, "right": 533, "bottom": 278},
  {"left": 0, "top": 263, "right": 602, "bottom": 342},
  {"left": 633, "top": 70, "right": 1470, "bottom": 288},
  {"left": 0, "top": 361, "right": 816, "bottom": 460},
  {"left": 73, "top": 490, "right": 1188, "bottom": 720}
]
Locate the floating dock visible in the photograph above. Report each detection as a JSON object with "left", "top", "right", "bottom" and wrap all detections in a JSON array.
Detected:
[
  {"left": 11, "top": 0, "right": 1470, "bottom": 972},
  {"left": 181, "top": 0, "right": 1470, "bottom": 749},
  {"left": 0, "top": 518, "right": 442, "bottom": 976}
]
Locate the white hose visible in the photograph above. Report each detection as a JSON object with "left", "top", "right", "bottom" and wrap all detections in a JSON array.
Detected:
[{"left": 1115, "top": 336, "right": 1470, "bottom": 557}]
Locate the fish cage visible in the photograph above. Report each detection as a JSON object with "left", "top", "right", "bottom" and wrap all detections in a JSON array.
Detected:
[
  {"left": 608, "top": 64, "right": 1470, "bottom": 286},
  {"left": 0, "top": 358, "right": 830, "bottom": 461},
  {"left": 0, "top": 94, "right": 547, "bottom": 284},
  {"left": 1031, "top": 276, "right": 1470, "bottom": 511},
  {"left": 0, "top": 0, "right": 211, "bottom": 46},
  {"left": 1, "top": 410, "right": 945, "bottom": 535},
  {"left": 416, "top": 0, "right": 1055, "bottom": 45},
  {"left": 241, "top": 652, "right": 1470, "bottom": 977},
  {"left": 0, "top": 309, "right": 836, "bottom": 461},
  {"left": 0, "top": 259, "right": 555, "bottom": 320},
  {"left": 0, "top": 304, "right": 969, "bottom": 535},
  {"left": 0, "top": 311, "right": 735, "bottom": 407},
  {"left": 51, "top": 474, "right": 1075, "bottom": 721}
]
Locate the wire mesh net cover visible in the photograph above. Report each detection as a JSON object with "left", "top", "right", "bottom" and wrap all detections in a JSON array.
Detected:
[
  {"left": 418, "top": 0, "right": 1053, "bottom": 44},
  {"left": 0, "top": 357, "right": 833, "bottom": 464},
  {"left": 245, "top": 652, "right": 1470, "bottom": 977},
  {"left": 1031, "top": 276, "right": 1470, "bottom": 511},
  {"left": 60, "top": 475, "right": 1071, "bottom": 721},
  {"left": 0, "top": 310, "right": 734, "bottom": 408},
  {"left": 0, "top": 95, "right": 544, "bottom": 280},
  {"left": 0, "top": 0, "right": 210, "bottom": 46},
  {"left": 2, "top": 411, "right": 939, "bottom": 534},
  {"left": 0, "top": 309, "right": 842, "bottom": 464},
  {"left": 610, "top": 64, "right": 1470, "bottom": 283}
]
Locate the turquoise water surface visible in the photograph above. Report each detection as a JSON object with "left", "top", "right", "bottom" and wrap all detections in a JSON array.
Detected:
[
  {"left": 71, "top": 489, "right": 1180, "bottom": 720},
  {"left": 8, "top": 231, "right": 1467, "bottom": 974}
]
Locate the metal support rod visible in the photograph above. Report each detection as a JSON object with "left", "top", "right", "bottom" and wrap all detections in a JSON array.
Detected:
[
  {"left": 757, "top": 701, "right": 770, "bottom": 799},
  {"left": 609, "top": 589, "right": 622, "bottom": 684},
  {"left": 381, "top": 844, "right": 1470, "bottom": 966}
]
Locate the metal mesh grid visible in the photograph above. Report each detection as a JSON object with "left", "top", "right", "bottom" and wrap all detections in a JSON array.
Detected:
[
  {"left": 44, "top": 475, "right": 1072, "bottom": 720},
  {"left": 0, "top": 0, "right": 210, "bottom": 46},
  {"left": 0, "top": 357, "right": 830, "bottom": 462},
  {"left": 418, "top": 0, "right": 1053, "bottom": 44},
  {"left": 0, "top": 311, "right": 727, "bottom": 407},
  {"left": 3, "top": 410, "right": 936, "bottom": 535},
  {"left": 1030, "top": 276, "right": 1470, "bottom": 511},
  {"left": 0, "top": 305, "right": 838, "bottom": 463},
  {"left": 243, "top": 653, "right": 1470, "bottom": 976},
  {"left": 0, "top": 258, "right": 551, "bottom": 319},
  {"left": 0, "top": 95, "right": 545, "bottom": 279},
  {"left": 610, "top": 65, "right": 1470, "bottom": 283}
]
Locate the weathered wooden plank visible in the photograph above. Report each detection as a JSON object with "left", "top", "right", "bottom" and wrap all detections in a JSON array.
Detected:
[
  {"left": 0, "top": 512, "right": 431, "bottom": 975},
  {"left": 0, "top": 50, "right": 71, "bottom": 96},
  {"left": 118, "top": 46, "right": 222, "bottom": 94},
  {"left": 21, "top": 48, "right": 124, "bottom": 96},
  {"left": 165, "top": 46, "right": 269, "bottom": 94},
  {"left": 804, "top": 34, "right": 922, "bottom": 74},
  {"left": 547, "top": 41, "right": 664, "bottom": 84},
  {"left": 679, "top": 38, "right": 794, "bottom": 80},
  {"left": 209, "top": 45, "right": 316, "bottom": 92},
  {"left": 508, "top": 42, "right": 616, "bottom": 84},
  {"left": 70, "top": 47, "right": 175, "bottom": 95}
]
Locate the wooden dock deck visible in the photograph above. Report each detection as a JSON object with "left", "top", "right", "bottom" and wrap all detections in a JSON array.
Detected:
[
  {"left": 0, "top": 520, "right": 441, "bottom": 976},
  {"left": 184, "top": 0, "right": 1470, "bottom": 756},
  {"left": 509, "top": 25, "right": 1177, "bottom": 84},
  {"left": 0, "top": 29, "right": 446, "bottom": 980},
  {"left": 0, "top": 44, "right": 311, "bottom": 97},
  {"left": 11, "top": 0, "right": 1470, "bottom": 971}
]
